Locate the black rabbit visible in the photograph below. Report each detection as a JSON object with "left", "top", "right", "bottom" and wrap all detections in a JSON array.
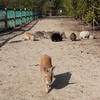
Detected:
[{"left": 51, "top": 33, "right": 62, "bottom": 42}]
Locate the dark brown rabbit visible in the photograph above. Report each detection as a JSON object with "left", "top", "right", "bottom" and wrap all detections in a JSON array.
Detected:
[{"left": 70, "top": 33, "right": 76, "bottom": 41}]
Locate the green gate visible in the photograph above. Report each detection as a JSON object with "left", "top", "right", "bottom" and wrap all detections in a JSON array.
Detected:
[{"left": 0, "top": 8, "right": 43, "bottom": 32}]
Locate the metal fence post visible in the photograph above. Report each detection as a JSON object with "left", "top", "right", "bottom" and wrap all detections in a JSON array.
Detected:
[
  {"left": 5, "top": 8, "right": 7, "bottom": 30},
  {"left": 24, "top": 8, "right": 26, "bottom": 23},
  {"left": 20, "top": 9, "right": 22, "bottom": 25},
  {"left": 14, "top": 8, "right": 16, "bottom": 28}
]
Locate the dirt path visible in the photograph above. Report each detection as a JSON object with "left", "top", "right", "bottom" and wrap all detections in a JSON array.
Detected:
[{"left": 0, "top": 16, "right": 100, "bottom": 100}]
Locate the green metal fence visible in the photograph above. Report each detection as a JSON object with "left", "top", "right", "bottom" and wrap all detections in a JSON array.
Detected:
[{"left": 0, "top": 8, "right": 43, "bottom": 32}]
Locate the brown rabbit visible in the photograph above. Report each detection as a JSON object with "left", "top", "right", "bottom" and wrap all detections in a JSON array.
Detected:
[
  {"left": 40, "top": 54, "right": 55, "bottom": 93},
  {"left": 70, "top": 33, "right": 76, "bottom": 41},
  {"left": 22, "top": 32, "right": 35, "bottom": 41}
]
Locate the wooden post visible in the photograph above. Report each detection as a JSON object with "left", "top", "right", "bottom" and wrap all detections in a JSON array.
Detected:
[
  {"left": 81, "top": 10, "right": 84, "bottom": 31},
  {"left": 92, "top": 5, "right": 95, "bottom": 36},
  {"left": 81, "top": 14, "right": 83, "bottom": 31}
]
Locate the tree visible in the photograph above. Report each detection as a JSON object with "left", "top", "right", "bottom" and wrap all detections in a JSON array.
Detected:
[{"left": 62, "top": 0, "right": 100, "bottom": 24}]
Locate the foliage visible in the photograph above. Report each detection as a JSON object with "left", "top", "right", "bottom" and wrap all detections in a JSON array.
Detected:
[
  {"left": 0, "top": 0, "right": 47, "bottom": 10},
  {"left": 62, "top": 0, "right": 100, "bottom": 24},
  {"left": 0, "top": 0, "right": 100, "bottom": 24},
  {"left": 85, "top": 10, "right": 96, "bottom": 23}
]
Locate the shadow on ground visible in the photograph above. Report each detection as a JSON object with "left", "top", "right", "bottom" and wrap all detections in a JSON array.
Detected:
[
  {"left": 49, "top": 72, "right": 75, "bottom": 93},
  {"left": 0, "top": 20, "right": 39, "bottom": 48}
]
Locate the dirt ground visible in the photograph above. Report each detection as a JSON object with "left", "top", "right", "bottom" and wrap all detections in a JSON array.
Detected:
[{"left": 0, "top": 16, "right": 100, "bottom": 100}]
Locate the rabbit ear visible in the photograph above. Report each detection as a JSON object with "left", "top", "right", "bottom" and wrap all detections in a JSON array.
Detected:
[
  {"left": 43, "top": 67, "right": 48, "bottom": 73},
  {"left": 50, "top": 66, "right": 55, "bottom": 72}
]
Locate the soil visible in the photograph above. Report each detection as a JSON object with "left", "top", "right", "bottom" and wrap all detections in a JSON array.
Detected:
[{"left": 0, "top": 16, "right": 100, "bottom": 100}]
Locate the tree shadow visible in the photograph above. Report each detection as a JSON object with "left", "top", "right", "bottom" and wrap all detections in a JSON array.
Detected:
[
  {"left": 49, "top": 72, "right": 75, "bottom": 93},
  {"left": 43, "top": 16, "right": 72, "bottom": 19},
  {"left": 0, "top": 20, "right": 39, "bottom": 48},
  {"left": 9, "top": 40, "right": 22, "bottom": 43}
]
